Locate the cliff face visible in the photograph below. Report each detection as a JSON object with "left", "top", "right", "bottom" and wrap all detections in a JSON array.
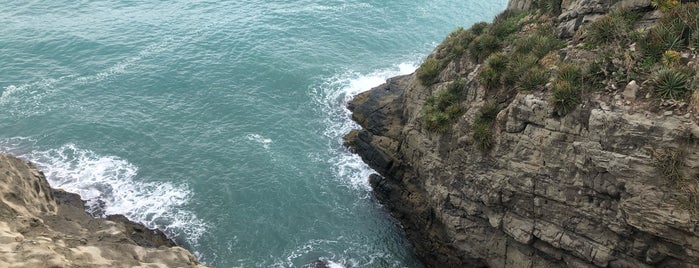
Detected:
[
  {"left": 345, "top": 1, "right": 699, "bottom": 267},
  {"left": 0, "top": 154, "right": 208, "bottom": 268}
]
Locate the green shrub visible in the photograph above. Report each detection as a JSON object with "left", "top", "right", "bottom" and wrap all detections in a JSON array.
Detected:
[
  {"left": 471, "top": 22, "right": 489, "bottom": 35},
  {"left": 479, "top": 66, "right": 500, "bottom": 90},
  {"left": 490, "top": 10, "right": 528, "bottom": 39},
  {"left": 557, "top": 64, "right": 583, "bottom": 85},
  {"left": 639, "top": 24, "right": 684, "bottom": 62},
  {"left": 504, "top": 54, "right": 539, "bottom": 86},
  {"left": 473, "top": 122, "right": 494, "bottom": 152},
  {"left": 441, "top": 27, "right": 478, "bottom": 60},
  {"left": 519, "top": 67, "right": 549, "bottom": 91},
  {"left": 551, "top": 80, "right": 580, "bottom": 116},
  {"left": 639, "top": 4, "right": 699, "bottom": 62},
  {"left": 652, "top": 68, "right": 691, "bottom": 100},
  {"left": 417, "top": 58, "right": 442, "bottom": 86},
  {"left": 421, "top": 80, "right": 466, "bottom": 132},
  {"left": 468, "top": 34, "right": 501, "bottom": 63},
  {"left": 484, "top": 53, "right": 509, "bottom": 72},
  {"left": 472, "top": 102, "right": 500, "bottom": 152},
  {"left": 423, "top": 112, "right": 451, "bottom": 132},
  {"left": 479, "top": 53, "right": 510, "bottom": 90},
  {"left": 478, "top": 102, "right": 500, "bottom": 122},
  {"left": 537, "top": 0, "right": 562, "bottom": 16},
  {"left": 532, "top": 33, "right": 565, "bottom": 58},
  {"left": 513, "top": 30, "right": 564, "bottom": 58},
  {"left": 584, "top": 9, "right": 639, "bottom": 46},
  {"left": 653, "top": 149, "right": 698, "bottom": 215}
]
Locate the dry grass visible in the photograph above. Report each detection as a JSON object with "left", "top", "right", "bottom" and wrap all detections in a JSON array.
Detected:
[{"left": 652, "top": 148, "right": 699, "bottom": 215}]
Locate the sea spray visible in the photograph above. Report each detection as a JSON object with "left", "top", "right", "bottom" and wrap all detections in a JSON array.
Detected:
[
  {"left": 12, "top": 142, "right": 207, "bottom": 247},
  {"left": 312, "top": 62, "right": 418, "bottom": 190}
]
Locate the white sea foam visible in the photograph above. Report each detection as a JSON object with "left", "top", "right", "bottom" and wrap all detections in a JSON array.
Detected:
[
  {"left": 13, "top": 143, "right": 206, "bottom": 246},
  {"left": 245, "top": 133, "right": 273, "bottom": 150},
  {"left": 271, "top": 237, "right": 403, "bottom": 268},
  {"left": 326, "top": 261, "right": 347, "bottom": 268},
  {"left": 312, "top": 62, "right": 418, "bottom": 191}
]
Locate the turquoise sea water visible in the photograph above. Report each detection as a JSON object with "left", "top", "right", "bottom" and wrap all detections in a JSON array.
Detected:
[{"left": 0, "top": 1, "right": 506, "bottom": 267}]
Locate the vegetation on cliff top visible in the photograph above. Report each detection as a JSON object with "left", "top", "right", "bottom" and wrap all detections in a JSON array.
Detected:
[{"left": 417, "top": 2, "right": 699, "bottom": 154}]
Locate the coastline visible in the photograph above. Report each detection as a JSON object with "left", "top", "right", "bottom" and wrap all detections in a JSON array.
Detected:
[
  {"left": 345, "top": 1, "right": 699, "bottom": 267},
  {"left": 0, "top": 153, "right": 209, "bottom": 267}
]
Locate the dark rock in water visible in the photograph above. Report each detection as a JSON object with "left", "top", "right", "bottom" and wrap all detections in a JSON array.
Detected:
[
  {"left": 106, "top": 214, "right": 177, "bottom": 248},
  {"left": 302, "top": 259, "right": 329, "bottom": 268},
  {"left": 52, "top": 188, "right": 176, "bottom": 248},
  {"left": 52, "top": 188, "right": 86, "bottom": 210}
]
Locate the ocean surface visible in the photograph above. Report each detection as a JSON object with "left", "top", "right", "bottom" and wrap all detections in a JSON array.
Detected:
[{"left": 0, "top": 1, "right": 506, "bottom": 267}]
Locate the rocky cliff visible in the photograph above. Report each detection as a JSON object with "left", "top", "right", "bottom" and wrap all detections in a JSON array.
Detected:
[
  {"left": 0, "top": 154, "right": 208, "bottom": 268},
  {"left": 345, "top": 0, "right": 699, "bottom": 267}
]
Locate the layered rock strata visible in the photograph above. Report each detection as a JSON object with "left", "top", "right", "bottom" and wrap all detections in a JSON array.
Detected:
[
  {"left": 346, "top": 66, "right": 699, "bottom": 268},
  {"left": 0, "top": 154, "right": 208, "bottom": 268},
  {"left": 345, "top": 2, "right": 699, "bottom": 266}
]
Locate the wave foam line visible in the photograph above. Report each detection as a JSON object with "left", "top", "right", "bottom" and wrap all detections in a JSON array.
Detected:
[
  {"left": 312, "top": 62, "right": 417, "bottom": 190},
  {"left": 17, "top": 143, "right": 207, "bottom": 246}
]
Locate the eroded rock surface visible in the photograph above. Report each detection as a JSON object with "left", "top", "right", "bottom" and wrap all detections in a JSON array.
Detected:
[
  {"left": 0, "top": 154, "right": 208, "bottom": 268},
  {"left": 347, "top": 70, "right": 699, "bottom": 268},
  {"left": 345, "top": 3, "right": 699, "bottom": 265}
]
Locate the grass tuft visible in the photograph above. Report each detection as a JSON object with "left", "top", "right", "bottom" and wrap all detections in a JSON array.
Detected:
[
  {"left": 519, "top": 67, "right": 549, "bottom": 91},
  {"left": 417, "top": 58, "right": 442, "bottom": 86},
  {"left": 468, "top": 34, "right": 502, "bottom": 63},
  {"left": 551, "top": 80, "right": 580, "bottom": 116},
  {"left": 421, "top": 80, "right": 466, "bottom": 132},
  {"left": 557, "top": 64, "right": 583, "bottom": 85},
  {"left": 472, "top": 102, "right": 500, "bottom": 153},
  {"left": 583, "top": 9, "right": 639, "bottom": 47}
]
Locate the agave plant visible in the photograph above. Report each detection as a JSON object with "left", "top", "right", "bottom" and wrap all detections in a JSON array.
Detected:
[{"left": 653, "top": 68, "right": 690, "bottom": 100}]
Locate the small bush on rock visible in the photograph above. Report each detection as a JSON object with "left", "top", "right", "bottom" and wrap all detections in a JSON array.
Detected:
[
  {"left": 551, "top": 80, "right": 580, "bottom": 116},
  {"left": 653, "top": 68, "right": 691, "bottom": 100},
  {"left": 661, "top": 50, "right": 681, "bottom": 67},
  {"left": 584, "top": 9, "right": 639, "bottom": 47},
  {"left": 417, "top": 58, "right": 442, "bottom": 86},
  {"left": 468, "top": 34, "right": 501, "bottom": 63},
  {"left": 537, "top": 0, "right": 562, "bottom": 16},
  {"left": 421, "top": 80, "right": 466, "bottom": 132},
  {"left": 472, "top": 102, "right": 500, "bottom": 153},
  {"left": 519, "top": 67, "right": 549, "bottom": 91},
  {"left": 441, "top": 27, "right": 477, "bottom": 60}
]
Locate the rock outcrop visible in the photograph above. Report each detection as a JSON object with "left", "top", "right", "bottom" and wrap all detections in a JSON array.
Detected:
[
  {"left": 345, "top": 1, "right": 699, "bottom": 267},
  {"left": 0, "top": 154, "right": 208, "bottom": 268}
]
